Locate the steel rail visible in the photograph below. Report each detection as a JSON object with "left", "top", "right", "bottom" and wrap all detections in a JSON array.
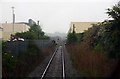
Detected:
[
  {"left": 40, "top": 48, "right": 58, "bottom": 79},
  {"left": 62, "top": 46, "right": 65, "bottom": 79}
]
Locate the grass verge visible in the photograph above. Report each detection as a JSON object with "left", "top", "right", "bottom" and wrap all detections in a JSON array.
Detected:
[
  {"left": 2, "top": 41, "right": 55, "bottom": 77},
  {"left": 66, "top": 43, "right": 118, "bottom": 77}
]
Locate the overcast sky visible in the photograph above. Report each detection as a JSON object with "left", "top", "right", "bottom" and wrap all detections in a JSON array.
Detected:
[{"left": 0, "top": 0, "right": 119, "bottom": 33}]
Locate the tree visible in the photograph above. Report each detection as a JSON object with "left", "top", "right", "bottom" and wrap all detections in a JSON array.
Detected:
[
  {"left": 107, "top": 3, "right": 120, "bottom": 21},
  {"left": 67, "top": 33, "right": 77, "bottom": 44},
  {"left": 67, "top": 25, "right": 77, "bottom": 44},
  {"left": 15, "top": 24, "right": 49, "bottom": 40}
]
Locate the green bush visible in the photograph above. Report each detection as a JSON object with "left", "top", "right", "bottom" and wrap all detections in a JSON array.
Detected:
[
  {"left": 76, "top": 33, "right": 84, "bottom": 43},
  {"left": 15, "top": 24, "right": 49, "bottom": 40},
  {"left": 94, "top": 44, "right": 104, "bottom": 53},
  {"left": 3, "top": 52, "right": 17, "bottom": 73},
  {"left": 67, "top": 33, "right": 77, "bottom": 44}
]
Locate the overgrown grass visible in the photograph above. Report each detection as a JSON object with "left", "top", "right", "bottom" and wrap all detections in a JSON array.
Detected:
[
  {"left": 0, "top": 40, "right": 2, "bottom": 52},
  {"left": 66, "top": 43, "right": 118, "bottom": 77},
  {"left": 2, "top": 41, "right": 55, "bottom": 77}
]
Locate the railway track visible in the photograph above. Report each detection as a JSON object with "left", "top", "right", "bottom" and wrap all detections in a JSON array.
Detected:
[{"left": 41, "top": 45, "right": 65, "bottom": 79}]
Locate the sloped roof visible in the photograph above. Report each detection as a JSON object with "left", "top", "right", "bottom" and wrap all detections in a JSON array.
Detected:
[
  {"left": 69, "top": 22, "right": 98, "bottom": 33},
  {"left": 15, "top": 22, "right": 30, "bottom": 26}
]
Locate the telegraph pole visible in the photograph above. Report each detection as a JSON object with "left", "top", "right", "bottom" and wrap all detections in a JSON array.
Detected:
[
  {"left": 11, "top": 6, "right": 15, "bottom": 33},
  {"left": 73, "top": 24, "right": 75, "bottom": 34}
]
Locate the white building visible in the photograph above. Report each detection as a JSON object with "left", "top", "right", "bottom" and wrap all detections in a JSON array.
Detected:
[
  {"left": 1, "top": 23, "right": 30, "bottom": 40},
  {"left": 68, "top": 22, "right": 98, "bottom": 33}
]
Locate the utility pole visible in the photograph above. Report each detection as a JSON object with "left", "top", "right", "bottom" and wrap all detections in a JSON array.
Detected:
[
  {"left": 73, "top": 24, "right": 75, "bottom": 34},
  {"left": 11, "top": 6, "right": 15, "bottom": 33}
]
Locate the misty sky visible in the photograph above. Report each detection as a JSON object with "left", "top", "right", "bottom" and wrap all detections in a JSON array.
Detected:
[{"left": 0, "top": 0, "right": 119, "bottom": 33}]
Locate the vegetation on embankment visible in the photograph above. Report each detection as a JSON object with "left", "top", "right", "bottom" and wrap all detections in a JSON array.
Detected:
[
  {"left": 67, "top": 44, "right": 117, "bottom": 77},
  {"left": 2, "top": 41, "right": 55, "bottom": 77},
  {"left": 2, "top": 21, "right": 55, "bottom": 77},
  {"left": 67, "top": 2, "right": 120, "bottom": 78}
]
